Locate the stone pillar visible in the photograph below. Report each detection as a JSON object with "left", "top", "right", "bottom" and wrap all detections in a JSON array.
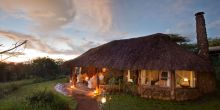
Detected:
[
  {"left": 195, "top": 12, "right": 210, "bottom": 61},
  {"left": 170, "top": 70, "right": 176, "bottom": 100}
]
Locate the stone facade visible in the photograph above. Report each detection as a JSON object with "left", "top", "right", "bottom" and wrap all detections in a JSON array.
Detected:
[
  {"left": 140, "top": 86, "right": 171, "bottom": 100},
  {"left": 140, "top": 86, "right": 201, "bottom": 101},
  {"left": 175, "top": 88, "right": 200, "bottom": 101}
]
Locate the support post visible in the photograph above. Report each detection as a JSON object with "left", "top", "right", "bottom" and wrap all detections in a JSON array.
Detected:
[
  {"left": 95, "top": 68, "right": 99, "bottom": 89},
  {"left": 170, "top": 70, "right": 176, "bottom": 100},
  {"left": 73, "top": 67, "right": 76, "bottom": 85},
  {"left": 70, "top": 66, "right": 73, "bottom": 83},
  {"left": 96, "top": 68, "right": 100, "bottom": 89}
]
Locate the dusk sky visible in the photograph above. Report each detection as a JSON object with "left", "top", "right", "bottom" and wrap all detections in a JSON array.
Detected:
[{"left": 0, "top": 0, "right": 220, "bottom": 62}]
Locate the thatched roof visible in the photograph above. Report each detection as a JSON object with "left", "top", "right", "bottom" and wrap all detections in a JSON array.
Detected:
[{"left": 67, "top": 33, "right": 213, "bottom": 72}]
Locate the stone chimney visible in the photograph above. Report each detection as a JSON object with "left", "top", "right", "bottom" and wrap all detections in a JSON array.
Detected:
[{"left": 195, "top": 12, "right": 209, "bottom": 60}]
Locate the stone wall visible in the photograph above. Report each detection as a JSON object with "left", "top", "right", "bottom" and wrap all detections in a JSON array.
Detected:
[
  {"left": 140, "top": 86, "right": 171, "bottom": 100},
  {"left": 140, "top": 86, "right": 201, "bottom": 101},
  {"left": 175, "top": 88, "right": 200, "bottom": 101},
  {"left": 100, "top": 85, "right": 120, "bottom": 93}
]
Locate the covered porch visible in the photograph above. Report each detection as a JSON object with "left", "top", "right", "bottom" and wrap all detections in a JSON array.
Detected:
[{"left": 68, "top": 66, "right": 200, "bottom": 100}]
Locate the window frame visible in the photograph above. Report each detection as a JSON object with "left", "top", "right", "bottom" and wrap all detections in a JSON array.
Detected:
[
  {"left": 175, "top": 70, "right": 197, "bottom": 88},
  {"left": 140, "top": 70, "right": 171, "bottom": 88}
]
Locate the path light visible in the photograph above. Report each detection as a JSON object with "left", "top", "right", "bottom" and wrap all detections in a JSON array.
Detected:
[
  {"left": 70, "top": 85, "right": 75, "bottom": 89},
  {"left": 93, "top": 87, "right": 99, "bottom": 96},
  {"left": 101, "top": 97, "right": 107, "bottom": 104}
]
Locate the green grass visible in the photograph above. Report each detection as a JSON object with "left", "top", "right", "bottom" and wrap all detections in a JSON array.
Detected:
[
  {"left": 0, "top": 79, "right": 34, "bottom": 88},
  {"left": 0, "top": 78, "right": 76, "bottom": 110},
  {"left": 102, "top": 81, "right": 220, "bottom": 110},
  {"left": 0, "top": 79, "right": 34, "bottom": 98}
]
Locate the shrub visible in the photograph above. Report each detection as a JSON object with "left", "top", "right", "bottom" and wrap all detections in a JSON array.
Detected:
[
  {"left": 0, "top": 83, "right": 19, "bottom": 98},
  {"left": 26, "top": 89, "right": 71, "bottom": 110},
  {"left": 122, "top": 83, "right": 138, "bottom": 95}
]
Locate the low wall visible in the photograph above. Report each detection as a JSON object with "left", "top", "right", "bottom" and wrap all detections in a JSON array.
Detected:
[
  {"left": 175, "top": 88, "right": 201, "bottom": 101},
  {"left": 140, "top": 85, "right": 201, "bottom": 101},
  {"left": 140, "top": 86, "right": 171, "bottom": 100},
  {"left": 100, "top": 85, "right": 121, "bottom": 93}
]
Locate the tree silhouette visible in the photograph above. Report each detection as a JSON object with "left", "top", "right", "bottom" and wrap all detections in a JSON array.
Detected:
[{"left": 0, "top": 40, "right": 27, "bottom": 61}]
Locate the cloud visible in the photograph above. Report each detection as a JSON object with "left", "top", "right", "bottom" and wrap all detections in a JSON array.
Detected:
[
  {"left": 0, "top": 30, "right": 60, "bottom": 53},
  {"left": 0, "top": 0, "right": 112, "bottom": 32},
  {"left": 73, "top": 0, "right": 112, "bottom": 32},
  {"left": 0, "top": 0, "right": 75, "bottom": 32},
  {"left": 55, "top": 35, "right": 101, "bottom": 54},
  {"left": 0, "top": 30, "right": 100, "bottom": 55}
]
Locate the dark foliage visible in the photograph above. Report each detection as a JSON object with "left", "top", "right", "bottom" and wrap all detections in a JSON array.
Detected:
[
  {"left": 26, "top": 89, "right": 71, "bottom": 110},
  {"left": 31, "top": 57, "right": 60, "bottom": 79},
  {"left": 209, "top": 38, "right": 220, "bottom": 47},
  {"left": 0, "top": 62, "right": 31, "bottom": 82},
  {"left": 0, "top": 57, "right": 68, "bottom": 82},
  {"left": 168, "top": 34, "right": 190, "bottom": 44}
]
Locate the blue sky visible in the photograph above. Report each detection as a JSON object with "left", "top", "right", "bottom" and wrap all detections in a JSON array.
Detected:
[{"left": 0, "top": 0, "right": 220, "bottom": 62}]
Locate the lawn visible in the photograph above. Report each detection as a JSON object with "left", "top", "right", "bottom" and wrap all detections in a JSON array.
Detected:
[
  {"left": 0, "top": 79, "right": 34, "bottom": 98},
  {"left": 102, "top": 81, "right": 220, "bottom": 110},
  {"left": 0, "top": 78, "right": 77, "bottom": 110}
]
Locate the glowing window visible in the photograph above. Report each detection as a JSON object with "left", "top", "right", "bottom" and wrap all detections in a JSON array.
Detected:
[
  {"left": 175, "top": 70, "right": 196, "bottom": 88},
  {"left": 140, "top": 70, "right": 170, "bottom": 87}
]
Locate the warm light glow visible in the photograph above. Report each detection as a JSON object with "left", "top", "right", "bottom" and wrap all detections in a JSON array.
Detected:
[
  {"left": 183, "top": 78, "right": 189, "bottom": 82},
  {"left": 69, "top": 80, "right": 72, "bottom": 83},
  {"left": 70, "top": 85, "right": 75, "bottom": 89},
  {"left": 102, "top": 68, "right": 107, "bottom": 72},
  {"left": 85, "top": 76, "right": 89, "bottom": 81},
  {"left": 101, "top": 97, "right": 106, "bottom": 104},
  {"left": 93, "top": 87, "right": 99, "bottom": 96}
]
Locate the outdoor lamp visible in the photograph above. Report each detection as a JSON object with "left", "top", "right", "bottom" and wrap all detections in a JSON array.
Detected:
[
  {"left": 101, "top": 97, "right": 106, "bottom": 104},
  {"left": 70, "top": 85, "right": 74, "bottom": 89}
]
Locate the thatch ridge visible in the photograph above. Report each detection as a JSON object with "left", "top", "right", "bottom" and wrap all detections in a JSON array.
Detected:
[{"left": 67, "top": 33, "right": 213, "bottom": 72}]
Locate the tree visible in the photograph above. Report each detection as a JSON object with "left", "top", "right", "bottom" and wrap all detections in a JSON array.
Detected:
[
  {"left": 168, "top": 34, "right": 198, "bottom": 52},
  {"left": 0, "top": 40, "right": 27, "bottom": 61},
  {"left": 168, "top": 34, "right": 190, "bottom": 44},
  {"left": 208, "top": 38, "right": 220, "bottom": 47},
  {"left": 31, "top": 57, "right": 60, "bottom": 79},
  {"left": 55, "top": 59, "right": 69, "bottom": 75},
  {"left": 0, "top": 62, "right": 10, "bottom": 82}
]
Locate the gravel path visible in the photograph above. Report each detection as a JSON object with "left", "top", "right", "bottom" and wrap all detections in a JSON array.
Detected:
[
  {"left": 55, "top": 83, "right": 100, "bottom": 110},
  {"left": 73, "top": 94, "right": 100, "bottom": 110}
]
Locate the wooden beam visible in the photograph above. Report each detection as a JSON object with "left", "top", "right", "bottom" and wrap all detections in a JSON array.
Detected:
[
  {"left": 170, "top": 70, "right": 176, "bottom": 100},
  {"left": 70, "top": 66, "right": 72, "bottom": 81},
  {"left": 71, "top": 67, "right": 76, "bottom": 85},
  {"left": 96, "top": 68, "right": 100, "bottom": 89}
]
